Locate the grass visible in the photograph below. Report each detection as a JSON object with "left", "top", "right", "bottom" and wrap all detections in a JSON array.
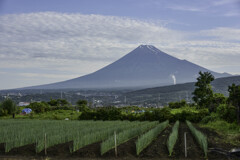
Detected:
[
  {"left": 100, "top": 121, "right": 158, "bottom": 155},
  {"left": 167, "top": 121, "right": 179, "bottom": 156},
  {"left": 0, "top": 120, "right": 154, "bottom": 153},
  {"left": 200, "top": 120, "right": 240, "bottom": 145},
  {"left": 136, "top": 120, "right": 169, "bottom": 155}
]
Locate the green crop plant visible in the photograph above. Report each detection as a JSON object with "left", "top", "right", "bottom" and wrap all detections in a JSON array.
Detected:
[
  {"left": 186, "top": 120, "right": 208, "bottom": 157},
  {"left": 136, "top": 120, "right": 169, "bottom": 155},
  {"left": 71, "top": 121, "right": 142, "bottom": 152},
  {"left": 167, "top": 120, "right": 179, "bottom": 156},
  {"left": 101, "top": 121, "right": 158, "bottom": 155},
  {"left": 0, "top": 119, "right": 155, "bottom": 155}
]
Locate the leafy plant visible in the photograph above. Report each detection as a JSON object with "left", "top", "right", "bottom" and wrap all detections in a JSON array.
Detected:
[
  {"left": 186, "top": 120, "right": 208, "bottom": 157},
  {"left": 100, "top": 121, "right": 158, "bottom": 155},
  {"left": 167, "top": 121, "right": 179, "bottom": 156},
  {"left": 136, "top": 120, "right": 169, "bottom": 155}
]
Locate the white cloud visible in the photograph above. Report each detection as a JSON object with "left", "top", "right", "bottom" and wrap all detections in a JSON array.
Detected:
[
  {"left": 166, "top": 5, "right": 204, "bottom": 12},
  {"left": 0, "top": 12, "right": 240, "bottom": 89},
  {"left": 200, "top": 27, "right": 240, "bottom": 41},
  {"left": 223, "top": 11, "right": 240, "bottom": 17},
  {"left": 212, "top": 0, "right": 240, "bottom": 6}
]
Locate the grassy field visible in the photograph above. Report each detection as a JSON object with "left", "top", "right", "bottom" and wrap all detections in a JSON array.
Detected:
[{"left": 200, "top": 120, "right": 240, "bottom": 145}]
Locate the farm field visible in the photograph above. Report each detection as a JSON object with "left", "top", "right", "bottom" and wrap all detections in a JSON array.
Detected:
[{"left": 0, "top": 120, "right": 238, "bottom": 160}]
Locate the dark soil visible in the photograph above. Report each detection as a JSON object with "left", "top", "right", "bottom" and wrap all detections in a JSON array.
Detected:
[
  {"left": 139, "top": 125, "right": 171, "bottom": 159},
  {"left": 195, "top": 124, "right": 238, "bottom": 160},
  {"left": 0, "top": 123, "right": 239, "bottom": 160},
  {"left": 72, "top": 142, "right": 101, "bottom": 158},
  {"left": 175, "top": 123, "right": 205, "bottom": 160},
  {"left": 0, "top": 143, "right": 36, "bottom": 156},
  {"left": 102, "top": 137, "right": 137, "bottom": 159}
]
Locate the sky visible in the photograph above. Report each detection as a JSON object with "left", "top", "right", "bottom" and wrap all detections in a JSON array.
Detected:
[{"left": 0, "top": 0, "right": 240, "bottom": 89}]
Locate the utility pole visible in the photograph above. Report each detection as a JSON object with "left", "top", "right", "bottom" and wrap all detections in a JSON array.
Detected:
[
  {"left": 92, "top": 97, "right": 95, "bottom": 108},
  {"left": 158, "top": 94, "right": 161, "bottom": 107}
]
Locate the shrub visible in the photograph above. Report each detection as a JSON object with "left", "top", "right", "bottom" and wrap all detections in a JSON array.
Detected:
[
  {"left": 28, "top": 102, "right": 50, "bottom": 113},
  {"left": 0, "top": 99, "right": 17, "bottom": 118},
  {"left": 217, "top": 104, "right": 236, "bottom": 123},
  {"left": 171, "top": 108, "right": 209, "bottom": 123},
  {"left": 78, "top": 111, "right": 97, "bottom": 120},
  {"left": 208, "top": 93, "right": 227, "bottom": 113},
  {"left": 153, "top": 107, "right": 173, "bottom": 122},
  {"left": 95, "top": 107, "right": 121, "bottom": 120},
  {"left": 169, "top": 100, "right": 187, "bottom": 109},
  {"left": 201, "top": 113, "right": 219, "bottom": 124}
]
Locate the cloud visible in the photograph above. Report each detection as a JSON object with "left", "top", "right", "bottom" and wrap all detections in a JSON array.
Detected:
[
  {"left": 166, "top": 5, "right": 204, "bottom": 12},
  {"left": 0, "top": 12, "right": 182, "bottom": 61},
  {"left": 212, "top": 0, "right": 240, "bottom": 6},
  {"left": 199, "top": 27, "right": 240, "bottom": 41},
  {"left": 223, "top": 11, "right": 240, "bottom": 17},
  {"left": 0, "top": 12, "right": 239, "bottom": 89}
]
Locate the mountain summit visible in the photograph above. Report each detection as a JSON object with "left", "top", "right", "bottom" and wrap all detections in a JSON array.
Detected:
[{"left": 24, "top": 45, "right": 230, "bottom": 89}]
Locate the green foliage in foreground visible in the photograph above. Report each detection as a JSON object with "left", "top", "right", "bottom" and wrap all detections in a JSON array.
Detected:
[
  {"left": 100, "top": 121, "right": 158, "bottom": 155},
  {"left": 186, "top": 120, "right": 208, "bottom": 157},
  {"left": 136, "top": 120, "right": 169, "bottom": 155},
  {"left": 201, "top": 120, "right": 240, "bottom": 135},
  {"left": 200, "top": 120, "right": 240, "bottom": 145},
  {"left": 0, "top": 120, "right": 153, "bottom": 153},
  {"left": 71, "top": 121, "right": 143, "bottom": 152},
  {"left": 167, "top": 121, "right": 179, "bottom": 156}
]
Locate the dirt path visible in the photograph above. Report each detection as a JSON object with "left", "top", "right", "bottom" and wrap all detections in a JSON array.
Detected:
[{"left": 175, "top": 123, "right": 205, "bottom": 160}]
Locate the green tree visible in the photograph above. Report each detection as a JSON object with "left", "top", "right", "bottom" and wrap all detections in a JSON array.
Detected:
[
  {"left": 48, "top": 99, "right": 69, "bottom": 106},
  {"left": 228, "top": 83, "right": 240, "bottom": 123},
  {"left": 208, "top": 93, "right": 227, "bottom": 112},
  {"left": 217, "top": 104, "right": 236, "bottom": 123},
  {"left": 192, "top": 71, "right": 215, "bottom": 108},
  {"left": 58, "top": 99, "right": 69, "bottom": 106},
  {"left": 168, "top": 99, "right": 187, "bottom": 109},
  {"left": 76, "top": 100, "right": 87, "bottom": 106},
  {"left": 29, "top": 102, "right": 50, "bottom": 113},
  {"left": 48, "top": 99, "right": 58, "bottom": 106},
  {"left": 76, "top": 100, "right": 89, "bottom": 112},
  {"left": 0, "top": 98, "right": 17, "bottom": 118}
]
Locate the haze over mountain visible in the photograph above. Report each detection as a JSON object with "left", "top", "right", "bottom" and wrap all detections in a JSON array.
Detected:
[{"left": 23, "top": 45, "right": 230, "bottom": 89}]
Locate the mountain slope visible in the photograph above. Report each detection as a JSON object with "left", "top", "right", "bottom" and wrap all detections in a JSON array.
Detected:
[
  {"left": 124, "top": 75, "right": 240, "bottom": 105},
  {"left": 24, "top": 45, "right": 230, "bottom": 89}
]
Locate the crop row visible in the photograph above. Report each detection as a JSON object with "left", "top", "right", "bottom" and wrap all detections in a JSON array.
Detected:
[
  {"left": 136, "top": 120, "right": 169, "bottom": 155},
  {"left": 186, "top": 120, "right": 208, "bottom": 157},
  {"left": 0, "top": 120, "right": 208, "bottom": 157}
]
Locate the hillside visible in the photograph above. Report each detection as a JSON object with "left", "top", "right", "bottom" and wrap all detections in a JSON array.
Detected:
[{"left": 125, "top": 75, "right": 240, "bottom": 105}]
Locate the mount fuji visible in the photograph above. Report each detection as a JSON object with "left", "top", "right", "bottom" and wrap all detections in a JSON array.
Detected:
[{"left": 24, "top": 45, "right": 230, "bottom": 89}]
